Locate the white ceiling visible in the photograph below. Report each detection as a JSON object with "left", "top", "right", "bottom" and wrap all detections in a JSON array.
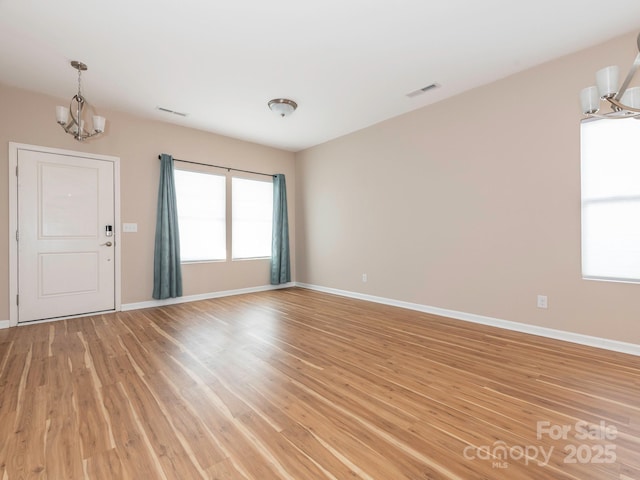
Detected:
[{"left": 1, "top": 1, "right": 640, "bottom": 152}]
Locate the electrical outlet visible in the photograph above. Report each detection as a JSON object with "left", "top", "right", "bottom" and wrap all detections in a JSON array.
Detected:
[
  {"left": 537, "top": 295, "right": 548, "bottom": 309},
  {"left": 362, "top": 273, "right": 368, "bottom": 283}
]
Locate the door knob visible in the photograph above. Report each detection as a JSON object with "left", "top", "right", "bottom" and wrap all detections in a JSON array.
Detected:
[{"left": 101, "top": 241, "right": 113, "bottom": 247}]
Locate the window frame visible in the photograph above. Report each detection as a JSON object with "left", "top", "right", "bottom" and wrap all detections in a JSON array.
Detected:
[{"left": 172, "top": 167, "right": 275, "bottom": 264}]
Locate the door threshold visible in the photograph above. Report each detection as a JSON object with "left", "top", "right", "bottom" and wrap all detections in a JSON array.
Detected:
[{"left": 18, "top": 309, "right": 118, "bottom": 326}]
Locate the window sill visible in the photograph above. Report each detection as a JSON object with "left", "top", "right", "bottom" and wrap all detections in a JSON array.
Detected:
[
  {"left": 232, "top": 257, "right": 271, "bottom": 262},
  {"left": 181, "top": 259, "right": 226, "bottom": 265}
]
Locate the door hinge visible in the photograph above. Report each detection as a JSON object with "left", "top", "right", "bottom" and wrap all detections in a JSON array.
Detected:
[
  {"left": 15, "top": 165, "right": 18, "bottom": 176},
  {"left": 15, "top": 230, "right": 19, "bottom": 242},
  {"left": 16, "top": 294, "right": 19, "bottom": 306}
]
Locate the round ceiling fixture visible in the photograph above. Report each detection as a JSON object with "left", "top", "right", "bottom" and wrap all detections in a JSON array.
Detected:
[{"left": 268, "top": 98, "right": 298, "bottom": 117}]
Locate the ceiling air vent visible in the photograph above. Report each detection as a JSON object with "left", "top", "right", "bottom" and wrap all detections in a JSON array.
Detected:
[
  {"left": 406, "top": 83, "right": 441, "bottom": 98},
  {"left": 156, "top": 106, "right": 188, "bottom": 117}
]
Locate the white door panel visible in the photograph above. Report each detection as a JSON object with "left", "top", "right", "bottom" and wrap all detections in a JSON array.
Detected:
[
  {"left": 39, "top": 252, "right": 100, "bottom": 295},
  {"left": 18, "top": 149, "right": 115, "bottom": 322},
  {"left": 40, "top": 163, "right": 99, "bottom": 237}
]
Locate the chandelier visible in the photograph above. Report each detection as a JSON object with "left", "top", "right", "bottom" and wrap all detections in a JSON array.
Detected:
[
  {"left": 580, "top": 32, "right": 640, "bottom": 119},
  {"left": 56, "top": 61, "right": 106, "bottom": 141}
]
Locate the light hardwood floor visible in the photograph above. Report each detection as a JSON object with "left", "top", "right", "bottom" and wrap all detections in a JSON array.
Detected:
[{"left": 0, "top": 287, "right": 638, "bottom": 479}]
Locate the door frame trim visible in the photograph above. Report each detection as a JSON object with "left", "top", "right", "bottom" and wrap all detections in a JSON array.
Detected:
[{"left": 9, "top": 142, "right": 122, "bottom": 327}]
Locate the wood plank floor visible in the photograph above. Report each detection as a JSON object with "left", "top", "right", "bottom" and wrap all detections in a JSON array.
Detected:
[{"left": 0, "top": 287, "right": 639, "bottom": 479}]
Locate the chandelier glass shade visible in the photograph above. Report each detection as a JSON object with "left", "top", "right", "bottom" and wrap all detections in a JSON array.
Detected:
[
  {"left": 581, "top": 32, "right": 640, "bottom": 119},
  {"left": 56, "top": 61, "right": 106, "bottom": 141}
]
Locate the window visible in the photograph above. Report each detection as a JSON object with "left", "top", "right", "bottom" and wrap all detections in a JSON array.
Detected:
[
  {"left": 174, "top": 169, "right": 226, "bottom": 262},
  {"left": 581, "top": 118, "right": 640, "bottom": 282},
  {"left": 232, "top": 177, "right": 273, "bottom": 259}
]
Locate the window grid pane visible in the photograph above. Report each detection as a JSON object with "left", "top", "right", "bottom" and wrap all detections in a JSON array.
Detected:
[
  {"left": 232, "top": 177, "right": 273, "bottom": 259},
  {"left": 581, "top": 118, "right": 640, "bottom": 282},
  {"left": 174, "top": 170, "right": 226, "bottom": 262}
]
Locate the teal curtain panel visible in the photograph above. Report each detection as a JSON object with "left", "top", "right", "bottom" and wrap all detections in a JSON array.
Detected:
[
  {"left": 153, "top": 153, "right": 183, "bottom": 299},
  {"left": 270, "top": 174, "right": 291, "bottom": 285}
]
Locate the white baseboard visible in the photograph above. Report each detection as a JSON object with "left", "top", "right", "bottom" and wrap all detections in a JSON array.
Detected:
[
  {"left": 296, "top": 283, "right": 640, "bottom": 357},
  {"left": 121, "top": 283, "right": 295, "bottom": 311},
  {"left": 0, "top": 320, "right": 10, "bottom": 330}
]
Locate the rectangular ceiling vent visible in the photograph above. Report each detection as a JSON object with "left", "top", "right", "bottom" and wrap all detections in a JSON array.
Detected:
[
  {"left": 406, "top": 83, "right": 441, "bottom": 98},
  {"left": 156, "top": 106, "right": 188, "bottom": 117}
]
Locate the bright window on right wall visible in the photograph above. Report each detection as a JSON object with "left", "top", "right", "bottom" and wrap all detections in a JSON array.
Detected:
[{"left": 581, "top": 118, "right": 640, "bottom": 282}]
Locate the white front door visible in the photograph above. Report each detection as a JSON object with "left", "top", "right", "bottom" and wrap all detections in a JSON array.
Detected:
[{"left": 17, "top": 148, "right": 116, "bottom": 323}]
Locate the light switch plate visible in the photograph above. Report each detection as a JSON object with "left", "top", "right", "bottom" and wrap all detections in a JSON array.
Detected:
[{"left": 122, "top": 223, "right": 138, "bottom": 233}]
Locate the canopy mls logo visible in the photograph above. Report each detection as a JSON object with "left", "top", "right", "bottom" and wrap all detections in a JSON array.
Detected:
[
  {"left": 462, "top": 441, "right": 552, "bottom": 469},
  {"left": 463, "top": 420, "right": 618, "bottom": 470}
]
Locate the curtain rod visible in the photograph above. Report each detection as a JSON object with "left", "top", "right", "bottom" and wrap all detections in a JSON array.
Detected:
[{"left": 158, "top": 155, "right": 275, "bottom": 178}]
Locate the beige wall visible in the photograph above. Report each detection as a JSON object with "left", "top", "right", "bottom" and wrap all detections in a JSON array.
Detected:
[
  {"left": 295, "top": 31, "right": 640, "bottom": 345},
  {"left": 0, "top": 84, "right": 295, "bottom": 320}
]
